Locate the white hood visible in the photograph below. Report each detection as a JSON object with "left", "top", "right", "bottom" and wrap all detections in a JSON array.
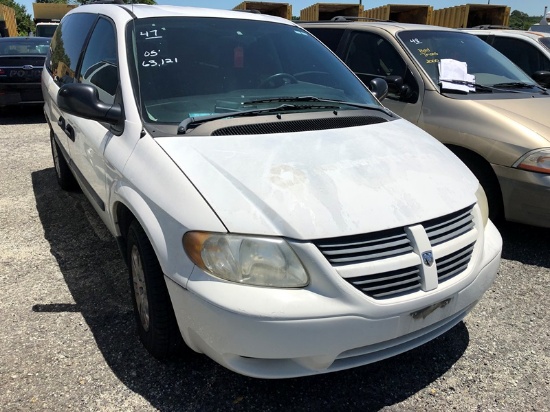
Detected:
[{"left": 157, "top": 119, "right": 478, "bottom": 239}]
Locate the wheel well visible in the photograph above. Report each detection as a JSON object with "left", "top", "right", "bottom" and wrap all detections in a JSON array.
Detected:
[
  {"left": 115, "top": 202, "right": 135, "bottom": 264},
  {"left": 446, "top": 144, "right": 504, "bottom": 220}
]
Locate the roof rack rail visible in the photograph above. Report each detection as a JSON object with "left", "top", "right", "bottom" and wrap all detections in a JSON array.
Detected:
[
  {"left": 469, "top": 24, "right": 513, "bottom": 30},
  {"left": 330, "top": 16, "right": 390, "bottom": 23},
  {"left": 83, "top": 0, "right": 125, "bottom": 4}
]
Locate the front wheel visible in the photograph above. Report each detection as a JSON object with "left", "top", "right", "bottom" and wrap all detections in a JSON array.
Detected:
[{"left": 127, "top": 220, "right": 183, "bottom": 359}]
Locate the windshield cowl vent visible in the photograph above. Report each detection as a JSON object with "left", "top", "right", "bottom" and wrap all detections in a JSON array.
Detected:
[{"left": 211, "top": 116, "right": 388, "bottom": 136}]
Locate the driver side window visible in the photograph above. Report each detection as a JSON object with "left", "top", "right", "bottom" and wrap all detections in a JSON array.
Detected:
[
  {"left": 344, "top": 31, "right": 417, "bottom": 102},
  {"left": 79, "top": 18, "right": 119, "bottom": 105}
]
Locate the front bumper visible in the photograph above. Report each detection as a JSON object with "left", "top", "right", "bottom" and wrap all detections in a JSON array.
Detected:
[
  {"left": 165, "top": 221, "right": 502, "bottom": 379},
  {"left": 493, "top": 164, "right": 550, "bottom": 228}
]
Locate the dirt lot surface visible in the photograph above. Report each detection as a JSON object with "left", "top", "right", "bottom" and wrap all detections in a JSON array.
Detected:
[{"left": 1, "top": 106, "right": 549, "bottom": 411}]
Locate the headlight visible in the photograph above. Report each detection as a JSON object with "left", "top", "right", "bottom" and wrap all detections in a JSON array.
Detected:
[
  {"left": 183, "top": 232, "right": 309, "bottom": 288},
  {"left": 514, "top": 148, "right": 550, "bottom": 174},
  {"left": 475, "top": 184, "right": 489, "bottom": 227}
]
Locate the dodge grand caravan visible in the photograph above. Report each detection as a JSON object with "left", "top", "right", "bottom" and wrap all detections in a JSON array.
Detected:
[{"left": 42, "top": 4, "right": 502, "bottom": 378}]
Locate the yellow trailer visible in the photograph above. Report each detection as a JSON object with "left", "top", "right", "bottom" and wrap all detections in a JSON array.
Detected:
[
  {"left": 32, "top": 3, "right": 77, "bottom": 37},
  {"left": 233, "top": 2, "right": 292, "bottom": 20},
  {"left": 363, "top": 4, "right": 433, "bottom": 24},
  {"left": 433, "top": 4, "right": 510, "bottom": 28},
  {"left": 300, "top": 3, "right": 364, "bottom": 21},
  {"left": 0, "top": 5, "right": 17, "bottom": 37}
]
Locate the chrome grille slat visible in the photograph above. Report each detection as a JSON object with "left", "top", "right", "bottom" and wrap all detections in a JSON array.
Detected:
[
  {"left": 436, "top": 243, "right": 475, "bottom": 281},
  {"left": 426, "top": 213, "right": 474, "bottom": 246},
  {"left": 313, "top": 205, "right": 476, "bottom": 299},
  {"left": 353, "top": 268, "right": 419, "bottom": 285},
  {"left": 321, "top": 238, "right": 412, "bottom": 255},
  {"left": 328, "top": 246, "right": 414, "bottom": 264},
  {"left": 361, "top": 276, "right": 421, "bottom": 292},
  {"left": 316, "top": 229, "right": 412, "bottom": 264},
  {"left": 371, "top": 283, "right": 422, "bottom": 298}
]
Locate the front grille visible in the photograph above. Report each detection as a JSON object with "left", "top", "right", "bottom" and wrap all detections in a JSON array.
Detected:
[
  {"left": 346, "top": 266, "right": 421, "bottom": 298},
  {"left": 212, "top": 116, "right": 387, "bottom": 136},
  {"left": 314, "top": 204, "right": 476, "bottom": 299}
]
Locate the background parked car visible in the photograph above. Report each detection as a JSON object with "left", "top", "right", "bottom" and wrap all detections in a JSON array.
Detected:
[
  {"left": 466, "top": 27, "right": 550, "bottom": 88},
  {"left": 0, "top": 37, "right": 50, "bottom": 106},
  {"left": 302, "top": 20, "right": 550, "bottom": 228}
]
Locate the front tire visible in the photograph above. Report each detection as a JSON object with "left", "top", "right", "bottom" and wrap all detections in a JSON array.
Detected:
[{"left": 127, "top": 220, "right": 183, "bottom": 359}]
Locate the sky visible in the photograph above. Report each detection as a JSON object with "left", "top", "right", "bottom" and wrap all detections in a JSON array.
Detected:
[{"left": 20, "top": 0, "right": 550, "bottom": 19}]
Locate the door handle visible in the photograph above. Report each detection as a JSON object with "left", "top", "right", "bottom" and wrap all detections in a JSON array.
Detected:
[{"left": 65, "top": 124, "right": 75, "bottom": 142}]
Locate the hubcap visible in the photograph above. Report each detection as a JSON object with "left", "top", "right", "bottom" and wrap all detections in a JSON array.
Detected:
[{"left": 131, "top": 245, "right": 150, "bottom": 331}]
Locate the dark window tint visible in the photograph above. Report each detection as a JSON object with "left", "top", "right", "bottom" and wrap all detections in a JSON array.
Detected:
[
  {"left": 79, "top": 18, "right": 118, "bottom": 105},
  {"left": 305, "top": 28, "right": 345, "bottom": 53},
  {"left": 491, "top": 37, "right": 550, "bottom": 76},
  {"left": 345, "top": 31, "right": 406, "bottom": 78},
  {"left": 47, "top": 13, "right": 96, "bottom": 85}
]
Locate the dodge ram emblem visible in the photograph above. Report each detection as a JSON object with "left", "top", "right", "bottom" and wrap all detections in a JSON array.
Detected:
[{"left": 422, "top": 251, "right": 434, "bottom": 267}]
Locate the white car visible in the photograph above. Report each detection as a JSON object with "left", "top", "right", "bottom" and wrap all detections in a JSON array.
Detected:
[
  {"left": 466, "top": 28, "right": 550, "bottom": 87},
  {"left": 42, "top": 3, "right": 502, "bottom": 378}
]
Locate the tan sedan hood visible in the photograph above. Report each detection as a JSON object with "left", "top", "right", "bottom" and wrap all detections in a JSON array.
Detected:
[{"left": 473, "top": 96, "right": 550, "bottom": 144}]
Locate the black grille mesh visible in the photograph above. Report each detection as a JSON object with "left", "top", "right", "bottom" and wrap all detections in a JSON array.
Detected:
[{"left": 212, "top": 116, "right": 387, "bottom": 136}]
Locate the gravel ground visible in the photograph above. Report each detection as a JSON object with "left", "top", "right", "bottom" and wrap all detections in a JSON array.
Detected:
[{"left": 1, "top": 106, "right": 549, "bottom": 411}]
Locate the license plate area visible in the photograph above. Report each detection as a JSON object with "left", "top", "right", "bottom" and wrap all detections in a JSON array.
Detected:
[{"left": 410, "top": 297, "right": 452, "bottom": 320}]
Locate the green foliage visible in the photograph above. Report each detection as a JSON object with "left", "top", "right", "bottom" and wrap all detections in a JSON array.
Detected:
[
  {"left": 509, "top": 9, "right": 543, "bottom": 30},
  {"left": 0, "top": 0, "right": 33, "bottom": 35}
]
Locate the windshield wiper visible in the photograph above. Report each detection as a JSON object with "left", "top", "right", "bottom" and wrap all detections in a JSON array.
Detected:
[
  {"left": 490, "top": 82, "right": 547, "bottom": 93},
  {"left": 243, "top": 96, "right": 393, "bottom": 116},
  {"left": 177, "top": 103, "right": 331, "bottom": 134},
  {"left": 440, "top": 79, "right": 496, "bottom": 93},
  {"left": 491, "top": 82, "right": 534, "bottom": 88}
]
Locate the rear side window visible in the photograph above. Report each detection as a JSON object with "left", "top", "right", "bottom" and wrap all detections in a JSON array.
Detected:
[
  {"left": 491, "top": 37, "right": 550, "bottom": 76},
  {"left": 47, "top": 13, "right": 96, "bottom": 85},
  {"left": 306, "top": 28, "right": 345, "bottom": 53}
]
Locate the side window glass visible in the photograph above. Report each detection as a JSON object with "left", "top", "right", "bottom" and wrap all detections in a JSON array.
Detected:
[
  {"left": 48, "top": 13, "right": 96, "bottom": 85},
  {"left": 345, "top": 32, "right": 417, "bottom": 102},
  {"left": 305, "top": 28, "right": 345, "bottom": 53},
  {"left": 79, "top": 18, "right": 118, "bottom": 105},
  {"left": 345, "top": 32, "right": 406, "bottom": 78},
  {"left": 491, "top": 37, "right": 550, "bottom": 76}
]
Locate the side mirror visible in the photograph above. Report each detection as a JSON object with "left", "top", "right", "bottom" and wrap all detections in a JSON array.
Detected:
[
  {"left": 531, "top": 71, "right": 550, "bottom": 88},
  {"left": 369, "top": 78, "right": 389, "bottom": 101},
  {"left": 57, "top": 83, "right": 122, "bottom": 124}
]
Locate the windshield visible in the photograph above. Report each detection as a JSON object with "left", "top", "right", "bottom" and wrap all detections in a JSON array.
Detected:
[
  {"left": 0, "top": 38, "right": 50, "bottom": 55},
  {"left": 128, "top": 17, "right": 379, "bottom": 124},
  {"left": 398, "top": 30, "right": 539, "bottom": 92}
]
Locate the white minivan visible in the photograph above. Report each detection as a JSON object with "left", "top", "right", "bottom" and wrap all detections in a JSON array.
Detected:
[{"left": 42, "top": 3, "right": 502, "bottom": 378}]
